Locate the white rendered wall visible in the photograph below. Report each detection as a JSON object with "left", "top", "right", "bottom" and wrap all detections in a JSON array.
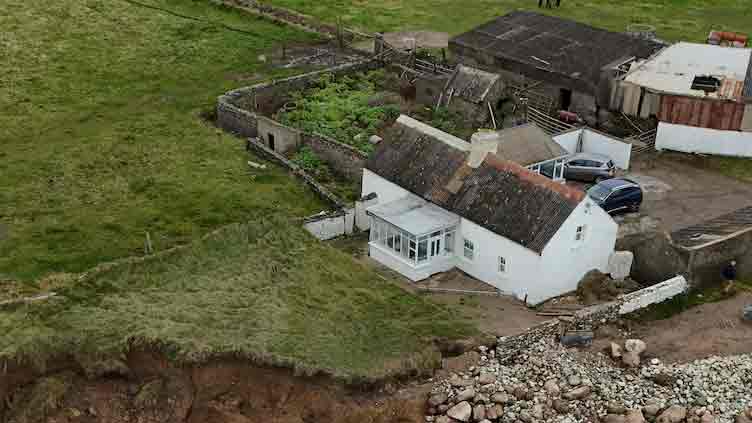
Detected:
[
  {"left": 455, "top": 218, "right": 543, "bottom": 301},
  {"left": 656, "top": 122, "right": 752, "bottom": 157},
  {"left": 361, "top": 168, "right": 410, "bottom": 206},
  {"left": 537, "top": 198, "right": 618, "bottom": 304}
]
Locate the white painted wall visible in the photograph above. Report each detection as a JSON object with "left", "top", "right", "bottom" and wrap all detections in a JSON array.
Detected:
[
  {"left": 581, "top": 130, "right": 632, "bottom": 170},
  {"left": 553, "top": 129, "right": 581, "bottom": 153},
  {"left": 553, "top": 128, "right": 632, "bottom": 170},
  {"left": 360, "top": 169, "right": 617, "bottom": 305},
  {"left": 354, "top": 196, "right": 378, "bottom": 231},
  {"left": 455, "top": 218, "right": 543, "bottom": 300},
  {"left": 656, "top": 122, "right": 752, "bottom": 157},
  {"left": 618, "top": 275, "right": 688, "bottom": 315},
  {"left": 537, "top": 198, "right": 618, "bottom": 304},
  {"left": 303, "top": 209, "right": 355, "bottom": 240}
]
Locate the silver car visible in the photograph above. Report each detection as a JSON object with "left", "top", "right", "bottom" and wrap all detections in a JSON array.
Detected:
[{"left": 563, "top": 153, "right": 615, "bottom": 183}]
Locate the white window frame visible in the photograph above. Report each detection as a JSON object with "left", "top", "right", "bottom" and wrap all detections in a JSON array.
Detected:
[
  {"left": 463, "top": 238, "right": 474, "bottom": 260},
  {"left": 575, "top": 225, "right": 586, "bottom": 242},
  {"left": 498, "top": 256, "right": 507, "bottom": 273}
]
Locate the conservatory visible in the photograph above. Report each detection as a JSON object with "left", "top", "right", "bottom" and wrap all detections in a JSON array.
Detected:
[{"left": 367, "top": 196, "right": 459, "bottom": 281}]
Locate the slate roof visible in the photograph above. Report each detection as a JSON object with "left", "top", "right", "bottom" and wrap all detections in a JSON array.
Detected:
[
  {"left": 367, "top": 118, "right": 585, "bottom": 253},
  {"left": 445, "top": 65, "right": 502, "bottom": 104},
  {"left": 744, "top": 53, "right": 752, "bottom": 103},
  {"left": 449, "top": 11, "right": 664, "bottom": 94},
  {"left": 493, "top": 124, "right": 568, "bottom": 166}
]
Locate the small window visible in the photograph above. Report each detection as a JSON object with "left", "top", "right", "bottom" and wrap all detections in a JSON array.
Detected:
[
  {"left": 498, "top": 256, "right": 507, "bottom": 273},
  {"left": 575, "top": 225, "right": 586, "bottom": 242},
  {"left": 463, "top": 239, "right": 474, "bottom": 260}
]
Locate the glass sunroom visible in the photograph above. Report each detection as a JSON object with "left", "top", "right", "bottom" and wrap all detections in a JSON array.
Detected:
[{"left": 367, "top": 196, "right": 459, "bottom": 280}]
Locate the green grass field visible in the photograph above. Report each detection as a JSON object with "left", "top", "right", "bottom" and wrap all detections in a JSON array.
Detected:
[
  {"left": 1, "top": 0, "right": 475, "bottom": 377},
  {"left": 262, "top": 0, "right": 750, "bottom": 41},
  {"left": 0, "top": 0, "right": 323, "bottom": 282}
]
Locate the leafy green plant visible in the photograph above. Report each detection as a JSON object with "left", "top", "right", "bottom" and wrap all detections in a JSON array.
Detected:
[{"left": 277, "top": 71, "right": 398, "bottom": 152}]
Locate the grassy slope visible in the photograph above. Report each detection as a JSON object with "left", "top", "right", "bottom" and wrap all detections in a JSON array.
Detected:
[
  {"left": 1, "top": 0, "right": 475, "bottom": 379},
  {"left": 0, "top": 220, "right": 474, "bottom": 379},
  {"left": 0, "top": 0, "right": 323, "bottom": 281},
  {"left": 262, "top": 0, "right": 750, "bottom": 41}
]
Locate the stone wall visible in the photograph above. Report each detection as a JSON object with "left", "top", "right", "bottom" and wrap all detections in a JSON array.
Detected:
[
  {"left": 216, "top": 60, "right": 379, "bottom": 180},
  {"left": 245, "top": 138, "right": 344, "bottom": 209},
  {"left": 303, "top": 132, "right": 368, "bottom": 181},
  {"left": 497, "top": 275, "right": 688, "bottom": 358},
  {"left": 683, "top": 230, "right": 752, "bottom": 288}
]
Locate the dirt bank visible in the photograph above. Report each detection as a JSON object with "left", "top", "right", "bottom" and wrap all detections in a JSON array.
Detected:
[{"left": 1, "top": 349, "right": 442, "bottom": 423}]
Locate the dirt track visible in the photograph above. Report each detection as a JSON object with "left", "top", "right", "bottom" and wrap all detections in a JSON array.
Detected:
[{"left": 594, "top": 292, "right": 752, "bottom": 364}]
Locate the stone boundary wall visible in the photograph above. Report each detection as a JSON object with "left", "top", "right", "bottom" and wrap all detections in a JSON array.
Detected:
[
  {"left": 497, "top": 275, "right": 688, "bottom": 358},
  {"left": 303, "top": 132, "right": 368, "bottom": 181},
  {"left": 245, "top": 138, "right": 344, "bottom": 209},
  {"left": 216, "top": 60, "right": 379, "bottom": 181}
]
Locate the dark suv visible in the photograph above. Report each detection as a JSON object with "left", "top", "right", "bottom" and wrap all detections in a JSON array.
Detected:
[{"left": 587, "top": 178, "right": 643, "bottom": 214}]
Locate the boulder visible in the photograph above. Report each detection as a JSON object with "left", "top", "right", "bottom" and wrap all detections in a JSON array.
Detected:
[
  {"left": 610, "top": 342, "right": 623, "bottom": 359},
  {"left": 486, "top": 404, "right": 503, "bottom": 420},
  {"left": 456, "top": 388, "right": 476, "bottom": 402},
  {"left": 607, "top": 403, "right": 627, "bottom": 415},
  {"left": 436, "top": 416, "right": 453, "bottom": 423},
  {"left": 544, "top": 379, "right": 560, "bottom": 396},
  {"left": 447, "top": 401, "right": 472, "bottom": 422},
  {"left": 473, "top": 404, "right": 486, "bottom": 422},
  {"left": 429, "top": 393, "right": 448, "bottom": 407},
  {"left": 657, "top": 406, "right": 687, "bottom": 423},
  {"left": 622, "top": 351, "right": 641, "bottom": 368},
  {"left": 651, "top": 372, "right": 676, "bottom": 386},
  {"left": 478, "top": 372, "right": 495, "bottom": 385},
  {"left": 553, "top": 399, "right": 570, "bottom": 414},
  {"left": 490, "top": 392, "right": 510, "bottom": 404},
  {"left": 605, "top": 415, "right": 627, "bottom": 423},
  {"left": 368, "top": 135, "right": 383, "bottom": 145},
  {"left": 450, "top": 375, "right": 474, "bottom": 388},
  {"left": 513, "top": 386, "right": 528, "bottom": 400},
  {"left": 532, "top": 404, "right": 544, "bottom": 420},
  {"left": 562, "top": 386, "right": 591, "bottom": 400},
  {"left": 608, "top": 251, "right": 634, "bottom": 281},
  {"left": 736, "top": 411, "right": 752, "bottom": 423},
  {"left": 567, "top": 375, "right": 582, "bottom": 387},
  {"left": 700, "top": 412, "right": 715, "bottom": 423},
  {"left": 625, "top": 339, "right": 647, "bottom": 355},
  {"left": 643, "top": 403, "right": 662, "bottom": 417},
  {"left": 626, "top": 409, "right": 647, "bottom": 423}
]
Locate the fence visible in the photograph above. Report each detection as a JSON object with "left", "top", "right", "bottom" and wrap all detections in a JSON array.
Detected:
[{"left": 527, "top": 107, "right": 575, "bottom": 135}]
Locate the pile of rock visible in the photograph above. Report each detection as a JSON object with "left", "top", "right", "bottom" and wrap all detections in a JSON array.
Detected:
[
  {"left": 426, "top": 341, "right": 752, "bottom": 423},
  {"left": 609, "top": 339, "right": 649, "bottom": 368}
]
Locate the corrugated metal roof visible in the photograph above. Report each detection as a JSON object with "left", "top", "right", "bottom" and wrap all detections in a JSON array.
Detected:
[
  {"left": 625, "top": 42, "right": 752, "bottom": 102},
  {"left": 366, "top": 118, "right": 585, "bottom": 253}
]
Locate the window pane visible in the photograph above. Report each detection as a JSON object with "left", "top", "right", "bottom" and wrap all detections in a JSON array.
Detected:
[
  {"left": 444, "top": 232, "right": 454, "bottom": 253},
  {"left": 463, "top": 238, "right": 474, "bottom": 260},
  {"left": 418, "top": 240, "right": 428, "bottom": 262}
]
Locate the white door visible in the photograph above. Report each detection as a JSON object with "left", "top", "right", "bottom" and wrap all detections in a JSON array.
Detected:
[{"left": 428, "top": 234, "right": 442, "bottom": 260}]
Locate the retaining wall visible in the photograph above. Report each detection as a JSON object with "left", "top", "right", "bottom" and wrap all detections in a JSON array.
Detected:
[{"left": 497, "top": 275, "right": 688, "bottom": 358}]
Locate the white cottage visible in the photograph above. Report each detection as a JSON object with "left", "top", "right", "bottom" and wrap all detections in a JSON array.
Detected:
[{"left": 361, "top": 116, "right": 618, "bottom": 304}]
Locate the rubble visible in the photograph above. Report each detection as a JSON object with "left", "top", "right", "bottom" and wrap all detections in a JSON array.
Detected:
[{"left": 428, "top": 341, "right": 752, "bottom": 423}]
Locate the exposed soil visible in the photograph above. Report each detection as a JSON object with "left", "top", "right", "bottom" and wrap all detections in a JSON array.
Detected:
[
  {"left": 0, "top": 351, "right": 437, "bottom": 423},
  {"left": 592, "top": 292, "right": 752, "bottom": 365}
]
